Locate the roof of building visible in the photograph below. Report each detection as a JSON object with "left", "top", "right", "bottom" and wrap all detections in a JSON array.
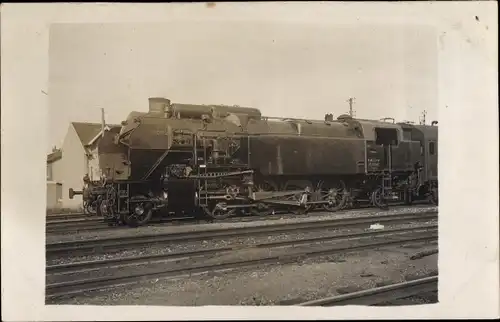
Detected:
[
  {"left": 47, "top": 149, "right": 62, "bottom": 163},
  {"left": 47, "top": 122, "right": 121, "bottom": 164},
  {"left": 71, "top": 122, "right": 120, "bottom": 147}
]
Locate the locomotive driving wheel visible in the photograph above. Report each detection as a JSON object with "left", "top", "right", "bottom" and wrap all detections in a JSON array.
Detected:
[{"left": 318, "top": 180, "right": 348, "bottom": 212}]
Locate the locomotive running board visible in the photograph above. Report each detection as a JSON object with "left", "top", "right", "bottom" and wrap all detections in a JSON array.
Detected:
[{"left": 191, "top": 169, "right": 254, "bottom": 179}]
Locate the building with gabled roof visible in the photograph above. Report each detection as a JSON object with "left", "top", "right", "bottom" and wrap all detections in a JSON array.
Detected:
[{"left": 47, "top": 122, "right": 120, "bottom": 209}]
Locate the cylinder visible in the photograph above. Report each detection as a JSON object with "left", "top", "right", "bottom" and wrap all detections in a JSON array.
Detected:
[{"left": 148, "top": 97, "right": 171, "bottom": 114}]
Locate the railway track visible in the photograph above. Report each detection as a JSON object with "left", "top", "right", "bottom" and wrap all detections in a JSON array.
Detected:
[
  {"left": 46, "top": 213, "right": 88, "bottom": 221},
  {"left": 46, "top": 210, "right": 438, "bottom": 258},
  {"left": 298, "top": 275, "right": 438, "bottom": 306},
  {"left": 47, "top": 224, "right": 437, "bottom": 274},
  {"left": 45, "top": 216, "right": 199, "bottom": 234},
  {"left": 46, "top": 202, "right": 435, "bottom": 234},
  {"left": 46, "top": 225, "right": 437, "bottom": 299},
  {"left": 46, "top": 218, "right": 106, "bottom": 233}
]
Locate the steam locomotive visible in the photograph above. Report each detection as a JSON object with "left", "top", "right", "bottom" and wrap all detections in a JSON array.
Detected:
[{"left": 69, "top": 97, "right": 438, "bottom": 227}]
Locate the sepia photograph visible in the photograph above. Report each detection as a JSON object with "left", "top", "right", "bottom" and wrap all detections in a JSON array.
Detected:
[
  {"left": 2, "top": 2, "right": 498, "bottom": 320},
  {"left": 45, "top": 19, "right": 440, "bottom": 308}
]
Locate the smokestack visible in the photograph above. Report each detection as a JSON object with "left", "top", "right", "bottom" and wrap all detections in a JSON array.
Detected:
[{"left": 101, "top": 108, "right": 105, "bottom": 138}]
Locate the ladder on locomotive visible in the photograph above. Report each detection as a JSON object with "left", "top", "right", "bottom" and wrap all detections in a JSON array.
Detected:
[
  {"left": 193, "top": 133, "right": 209, "bottom": 208},
  {"left": 117, "top": 182, "right": 130, "bottom": 215},
  {"left": 381, "top": 144, "right": 393, "bottom": 194},
  {"left": 374, "top": 126, "right": 398, "bottom": 196}
]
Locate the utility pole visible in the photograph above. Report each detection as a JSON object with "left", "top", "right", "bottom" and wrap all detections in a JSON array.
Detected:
[
  {"left": 346, "top": 97, "right": 356, "bottom": 117},
  {"left": 419, "top": 110, "right": 427, "bottom": 125},
  {"left": 101, "top": 108, "right": 106, "bottom": 138}
]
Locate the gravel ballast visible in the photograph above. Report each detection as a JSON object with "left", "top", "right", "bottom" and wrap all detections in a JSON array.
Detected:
[
  {"left": 48, "top": 245, "right": 438, "bottom": 306},
  {"left": 47, "top": 219, "right": 437, "bottom": 265},
  {"left": 46, "top": 206, "right": 437, "bottom": 244},
  {"left": 46, "top": 225, "right": 436, "bottom": 284}
]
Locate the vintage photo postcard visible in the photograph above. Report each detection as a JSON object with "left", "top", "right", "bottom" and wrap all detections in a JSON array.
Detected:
[{"left": 1, "top": 2, "right": 498, "bottom": 321}]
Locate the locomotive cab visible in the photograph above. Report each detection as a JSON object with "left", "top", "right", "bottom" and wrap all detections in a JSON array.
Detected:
[{"left": 374, "top": 127, "right": 399, "bottom": 170}]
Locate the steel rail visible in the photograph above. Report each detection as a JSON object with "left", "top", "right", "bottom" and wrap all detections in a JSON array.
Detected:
[
  {"left": 46, "top": 211, "right": 437, "bottom": 257},
  {"left": 298, "top": 275, "right": 438, "bottom": 306},
  {"left": 45, "top": 205, "right": 434, "bottom": 235},
  {"left": 45, "top": 202, "right": 433, "bottom": 225},
  {"left": 46, "top": 218, "right": 101, "bottom": 225},
  {"left": 47, "top": 224, "right": 437, "bottom": 274},
  {"left": 45, "top": 217, "right": 199, "bottom": 234},
  {"left": 46, "top": 231, "right": 437, "bottom": 299},
  {"left": 46, "top": 213, "right": 88, "bottom": 221}
]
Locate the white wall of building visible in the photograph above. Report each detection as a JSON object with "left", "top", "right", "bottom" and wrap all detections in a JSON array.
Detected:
[
  {"left": 47, "top": 124, "right": 117, "bottom": 210},
  {"left": 46, "top": 181, "right": 62, "bottom": 209},
  {"left": 55, "top": 124, "right": 87, "bottom": 209},
  {"left": 87, "top": 145, "right": 102, "bottom": 182},
  {"left": 48, "top": 158, "right": 64, "bottom": 182}
]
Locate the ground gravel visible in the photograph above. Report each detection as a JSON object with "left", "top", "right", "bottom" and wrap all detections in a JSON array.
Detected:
[
  {"left": 46, "top": 205, "right": 437, "bottom": 244},
  {"left": 47, "top": 219, "right": 437, "bottom": 266},
  {"left": 47, "top": 227, "right": 437, "bottom": 299},
  {"left": 48, "top": 244, "right": 438, "bottom": 306}
]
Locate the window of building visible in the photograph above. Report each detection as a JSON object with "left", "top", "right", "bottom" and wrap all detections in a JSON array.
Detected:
[
  {"left": 429, "top": 141, "right": 435, "bottom": 155},
  {"left": 47, "top": 164, "right": 52, "bottom": 181}
]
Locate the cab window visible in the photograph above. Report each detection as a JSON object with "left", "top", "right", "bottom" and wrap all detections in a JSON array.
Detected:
[
  {"left": 375, "top": 127, "right": 399, "bottom": 146},
  {"left": 403, "top": 129, "right": 412, "bottom": 141},
  {"left": 429, "top": 141, "right": 435, "bottom": 155}
]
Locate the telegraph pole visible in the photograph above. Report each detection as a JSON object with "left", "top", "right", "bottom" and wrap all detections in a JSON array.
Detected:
[
  {"left": 101, "top": 108, "right": 106, "bottom": 138},
  {"left": 346, "top": 97, "right": 356, "bottom": 117},
  {"left": 419, "top": 110, "right": 427, "bottom": 125}
]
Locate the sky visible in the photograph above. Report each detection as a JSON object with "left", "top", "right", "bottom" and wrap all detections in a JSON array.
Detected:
[{"left": 48, "top": 21, "right": 438, "bottom": 153}]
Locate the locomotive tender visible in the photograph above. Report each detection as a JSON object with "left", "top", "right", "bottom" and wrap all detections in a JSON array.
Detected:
[{"left": 69, "top": 97, "right": 438, "bottom": 227}]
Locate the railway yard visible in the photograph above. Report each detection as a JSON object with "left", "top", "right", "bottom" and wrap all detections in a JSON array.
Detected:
[
  {"left": 46, "top": 204, "right": 439, "bottom": 306},
  {"left": 42, "top": 94, "right": 440, "bottom": 307}
]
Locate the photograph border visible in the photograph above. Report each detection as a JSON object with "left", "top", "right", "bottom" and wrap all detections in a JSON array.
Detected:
[{"left": 1, "top": 2, "right": 498, "bottom": 320}]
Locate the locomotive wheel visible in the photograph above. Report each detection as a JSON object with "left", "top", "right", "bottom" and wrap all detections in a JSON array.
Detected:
[
  {"left": 319, "top": 180, "right": 348, "bottom": 212},
  {"left": 371, "top": 186, "right": 389, "bottom": 210},
  {"left": 100, "top": 199, "right": 119, "bottom": 226},
  {"left": 203, "top": 202, "right": 236, "bottom": 220},
  {"left": 125, "top": 197, "right": 154, "bottom": 228},
  {"left": 85, "top": 201, "right": 98, "bottom": 215},
  {"left": 99, "top": 200, "right": 111, "bottom": 218}
]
